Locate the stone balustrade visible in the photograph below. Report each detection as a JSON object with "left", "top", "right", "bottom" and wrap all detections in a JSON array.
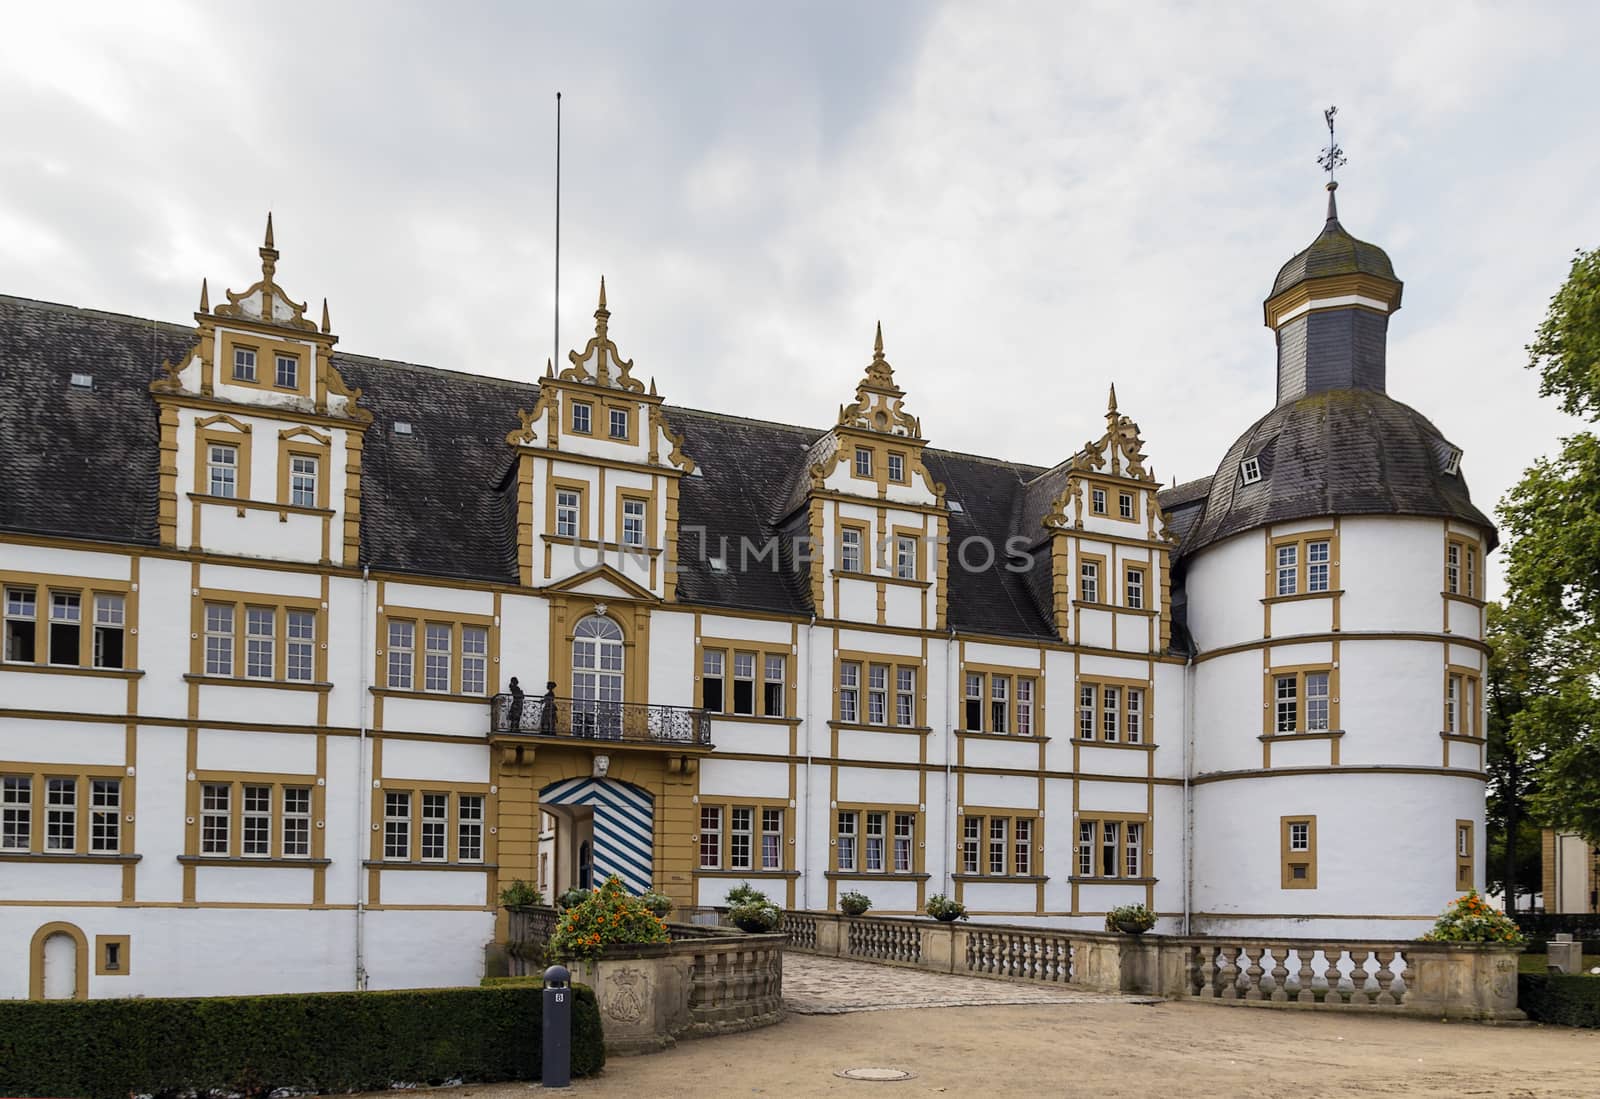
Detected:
[
  {"left": 782, "top": 912, "right": 1523, "bottom": 1022},
  {"left": 508, "top": 906, "right": 784, "bottom": 1053}
]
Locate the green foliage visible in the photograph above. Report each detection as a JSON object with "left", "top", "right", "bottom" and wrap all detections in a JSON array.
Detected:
[
  {"left": 1485, "top": 604, "right": 1543, "bottom": 908},
  {"left": 498, "top": 878, "right": 545, "bottom": 908},
  {"left": 1513, "top": 912, "right": 1600, "bottom": 941},
  {"left": 1104, "top": 903, "right": 1156, "bottom": 934},
  {"left": 639, "top": 890, "right": 674, "bottom": 918},
  {"left": 0, "top": 983, "right": 604, "bottom": 1099},
  {"left": 838, "top": 890, "right": 872, "bottom": 916},
  {"left": 1527, "top": 246, "right": 1600, "bottom": 421},
  {"left": 724, "top": 881, "right": 765, "bottom": 906},
  {"left": 1419, "top": 889, "right": 1525, "bottom": 945},
  {"left": 557, "top": 886, "right": 590, "bottom": 909},
  {"left": 924, "top": 893, "right": 968, "bottom": 922},
  {"left": 548, "top": 874, "right": 669, "bottom": 961},
  {"left": 723, "top": 882, "right": 779, "bottom": 931},
  {"left": 1519, "top": 972, "right": 1600, "bottom": 1027}
]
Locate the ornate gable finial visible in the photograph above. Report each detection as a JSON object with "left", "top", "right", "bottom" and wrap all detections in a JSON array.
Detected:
[
  {"left": 558, "top": 275, "right": 645, "bottom": 393},
  {"left": 214, "top": 213, "right": 316, "bottom": 331},
  {"left": 198, "top": 278, "right": 209, "bottom": 314},
  {"left": 837, "top": 321, "right": 921, "bottom": 437},
  {"left": 321, "top": 298, "right": 331, "bottom": 334},
  {"left": 1107, "top": 382, "right": 1118, "bottom": 417},
  {"left": 863, "top": 320, "right": 896, "bottom": 390}
]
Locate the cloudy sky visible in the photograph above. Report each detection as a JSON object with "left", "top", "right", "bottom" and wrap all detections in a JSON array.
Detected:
[{"left": 3, "top": 1, "right": 1595, "bottom": 595}]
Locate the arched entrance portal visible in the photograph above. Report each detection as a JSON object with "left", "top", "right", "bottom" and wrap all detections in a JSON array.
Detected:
[{"left": 539, "top": 777, "right": 654, "bottom": 896}]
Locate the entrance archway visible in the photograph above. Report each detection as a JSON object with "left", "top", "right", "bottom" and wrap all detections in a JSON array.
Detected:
[
  {"left": 28, "top": 921, "right": 88, "bottom": 1000},
  {"left": 540, "top": 776, "right": 654, "bottom": 895}
]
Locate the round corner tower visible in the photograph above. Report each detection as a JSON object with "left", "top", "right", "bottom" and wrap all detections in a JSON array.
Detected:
[{"left": 1178, "top": 183, "right": 1496, "bottom": 938}]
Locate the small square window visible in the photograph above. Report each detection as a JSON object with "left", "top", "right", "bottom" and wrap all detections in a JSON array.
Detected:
[
  {"left": 1241, "top": 457, "right": 1262, "bottom": 485},
  {"left": 854, "top": 448, "right": 872, "bottom": 477},
  {"left": 572, "top": 403, "right": 592, "bottom": 434},
  {"left": 233, "top": 348, "right": 257, "bottom": 382},
  {"left": 1118, "top": 492, "right": 1134, "bottom": 519},
  {"left": 275, "top": 354, "right": 298, "bottom": 389},
  {"left": 609, "top": 408, "right": 629, "bottom": 439},
  {"left": 887, "top": 453, "right": 905, "bottom": 483},
  {"left": 1091, "top": 488, "right": 1107, "bottom": 514}
]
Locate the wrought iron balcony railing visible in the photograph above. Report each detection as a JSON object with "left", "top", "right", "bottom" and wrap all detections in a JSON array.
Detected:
[{"left": 490, "top": 693, "right": 712, "bottom": 747}]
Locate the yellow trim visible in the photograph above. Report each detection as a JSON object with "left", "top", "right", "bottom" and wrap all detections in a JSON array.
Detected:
[
  {"left": 697, "top": 635, "right": 795, "bottom": 719},
  {"left": 193, "top": 415, "right": 254, "bottom": 500},
  {"left": 216, "top": 330, "right": 314, "bottom": 397},
  {"left": 194, "top": 588, "right": 326, "bottom": 683},
  {"left": 958, "top": 663, "right": 1040, "bottom": 737},
  {"left": 377, "top": 605, "right": 497, "bottom": 697},
  {"left": 276, "top": 426, "right": 332, "bottom": 511},
  {"left": 1281, "top": 814, "right": 1318, "bottom": 889},
  {"left": 94, "top": 934, "right": 131, "bottom": 976},
  {"left": 1455, "top": 819, "right": 1475, "bottom": 891},
  {"left": 1263, "top": 663, "right": 1340, "bottom": 738},
  {"left": 1, "top": 571, "right": 134, "bottom": 670},
  {"left": 0, "top": 763, "right": 131, "bottom": 856},
  {"left": 29, "top": 920, "right": 89, "bottom": 1000},
  {"left": 190, "top": 769, "right": 322, "bottom": 862},
  {"left": 1267, "top": 529, "right": 1338, "bottom": 599}
]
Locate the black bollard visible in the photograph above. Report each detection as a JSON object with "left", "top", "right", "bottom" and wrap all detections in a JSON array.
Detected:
[{"left": 542, "top": 963, "right": 572, "bottom": 1088}]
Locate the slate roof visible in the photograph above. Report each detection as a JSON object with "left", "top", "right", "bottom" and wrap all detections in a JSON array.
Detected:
[
  {"left": 0, "top": 294, "right": 1059, "bottom": 640},
  {"left": 1176, "top": 388, "right": 1496, "bottom": 559},
  {"left": 1270, "top": 190, "right": 1398, "bottom": 298}
]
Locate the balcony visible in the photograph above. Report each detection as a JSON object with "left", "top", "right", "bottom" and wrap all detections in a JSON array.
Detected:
[{"left": 490, "top": 693, "right": 713, "bottom": 748}]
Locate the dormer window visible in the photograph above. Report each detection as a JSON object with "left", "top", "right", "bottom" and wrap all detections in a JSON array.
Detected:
[
  {"left": 275, "top": 354, "right": 299, "bottom": 390},
  {"left": 572, "top": 402, "right": 592, "bottom": 434},
  {"left": 1240, "top": 457, "right": 1262, "bottom": 485},
  {"left": 1442, "top": 447, "right": 1462, "bottom": 476},
  {"left": 393, "top": 421, "right": 413, "bottom": 435},
  {"left": 208, "top": 444, "right": 239, "bottom": 498},
  {"left": 69, "top": 372, "right": 93, "bottom": 390},
  {"left": 609, "top": 408, "right": 629, "bottom": 440},
  {"left": 854, "top": 448, "right": 872, "bottom": 478},
  {"left": 233, "top": 348, "right": 257, "bottom": 382},
  {"left": 1091, "top": 488, "right": 1107, "bottom": 515},
  {"left": 887, "top": 452, "right": 905, "bottom": 483}
]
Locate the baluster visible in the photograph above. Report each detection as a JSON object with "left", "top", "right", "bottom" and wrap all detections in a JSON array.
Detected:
[
  {"left": 1296, "top": 949, "right": 1317, "bottom": 1005},
  {"left": 1323, "top": 947, "right": 1346, "bottom": 1005},
  {"left": 1218, "top": 946, "right": 1240, "bottom": 999},
  {"left": 1373, "top": 949, "right": 1397, "bottom": 1006},
  {"left": 1347, "top": 949, "right": 1373, "bottom": 1006},
  {"left": 1390, "top": 950, "right": 1409, "bottom": 1005},
  {"left": 1269, "top": 947, "right": 1290, "bottom": 1002},
  {"left": 1196, "top": 945, "right": 1218, "bottom": 997},
  {"left": 1241, "top": 946, "right": 1264, "bottom": 1000}
]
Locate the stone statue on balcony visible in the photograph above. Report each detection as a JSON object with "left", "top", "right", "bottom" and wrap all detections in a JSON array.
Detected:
[
  {"left": 507, "top": 676, "right": 524, "bottom": 729},
  {"left": 541, "top": 681, "right": 559, "bottom": 734}
]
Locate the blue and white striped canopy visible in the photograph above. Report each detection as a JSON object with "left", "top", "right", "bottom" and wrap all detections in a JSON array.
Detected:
[{"left": 539, "top": 776, "right": 655, "bottom": 895}]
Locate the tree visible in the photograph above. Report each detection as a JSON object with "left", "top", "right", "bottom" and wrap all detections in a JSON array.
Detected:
[
  {"left": 1484, "top": 603, "right": 1542, "bottom": 908},
  {"left": 1500, "top": 247, "right": 1600, "bottom": 847}
]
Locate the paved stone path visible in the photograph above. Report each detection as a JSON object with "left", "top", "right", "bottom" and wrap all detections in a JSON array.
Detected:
[{"left": 781, "top": 952, "right": 1159, "bottom": 1014}]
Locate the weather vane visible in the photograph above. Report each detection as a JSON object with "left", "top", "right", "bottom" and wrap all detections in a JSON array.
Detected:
[{"left": 1317, "top": 105, "right": 1346, "bottom": 184}]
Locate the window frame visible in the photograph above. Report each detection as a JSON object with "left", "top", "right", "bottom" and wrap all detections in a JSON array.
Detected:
[
  {"left": 570, "top": 400, "right": 593, "bottom": 435},
  {"left": 197, "top": 590, "right": 326, "bottom": 685},
  {"left": 0, "top": 769, "right": 130, "bottom": 857},
  {"left": 379, "top": 607, "right": 497, "bottom": 697},
  {"left": 372, "top": 783, "right": 492, "bottom": 865},
  {"left": 193, "top": 773, "right": 321, "bottom": 862},
  {"left": 0, "top": 578, "right": 133, "bottom": 672},
  {"left": 1074, "top": 813, "right": 1151, "bottom": 881},
  {"left": 194, "top": 416, "right": 254, "bottom": 501},
  {"left": 1078, "top": 554, "right": 1104, "bottom": 604},
  {"left": 274, "top": 352, "right": 300, "bottom": 391},
  {"left": 1445, "top": 536, "right": 1481, "bottom": 599},
  {"left": 1455, "top": 819, "right": 1474, "bottom": 891},
  {"left": 1074, "top": 676, "right": 1150, "bottom": 745},
  {"left": 700, "top": 639, "right": 791, "bottom": 718},
  {"left": 1445, "top": 666, "right": 1482, "bottom": 738},
  {"left": 887, "top": 451, "right": 906, "bottom": 483},
  {"left": 1280, "top": 815, "right": 1318, "bottom": 889},
  {"left": 838, "top": 648, "right": 926, "bottom": 730},
  {"left": 277, "top": 427, "right": 332, "bottom": 511},
  {"left": 1265, "top": 665, "right": 1339, "bottom": 736},
  {"left": 853, "top": 447, "right": 873, "bottom": 479},
  {"left": 832, "top": 805, "right": 922, "bottom": 877},
  {"left": 960, "top": 666, "right": 1038, "bottom": 736},
  {"left": 550, "top": 478, "right": 589, "bottom": 541},
  {"left": 1267, "top": 531, "right": 1338, "bottom": 598},
  {"left": 838, "top": 523, "right": 866, "bottom": 574}
]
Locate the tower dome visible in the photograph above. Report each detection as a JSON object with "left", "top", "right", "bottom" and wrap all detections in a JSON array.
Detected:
[{"left": 1269, "top": 183, "right": 1398, "bottom": 297}]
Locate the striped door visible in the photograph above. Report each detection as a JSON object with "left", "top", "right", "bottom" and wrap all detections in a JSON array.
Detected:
[{"left": 539, "top": 777, "right": 655, "bottom": 895}]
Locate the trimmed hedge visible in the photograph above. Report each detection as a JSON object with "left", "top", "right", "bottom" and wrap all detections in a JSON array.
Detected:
[
  {"left": 0, "top": 983, "right": 604, "bottom": 1099},
  {"left": 1519, "top": 973, "right": 1600, "bottom": 1028},
  {"left": 1512, "top": 913, "right": 1600, "bottom": 941}
]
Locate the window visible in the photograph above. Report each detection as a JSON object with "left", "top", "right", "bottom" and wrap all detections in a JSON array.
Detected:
[
  {"left": 1078, "top": 679, "right": 1144, "bottom": 743},
  {"left": 233, "top": 347, "right": 257, "bottom": 382},
  {"left": 461, "top": 626, "right": 488, "bottom": 696},
  {"left": 887, "top": 452, "right": 905, "bottom": 483},
  {"left": 1307, "top": 541, "right": 1330, "bottom": 593},
  {"left": 864, "top": 812, "right": 885, "bottom": 871},
  {"left": 895, "top": 668, "right": 916, "bottom": 727},
  {"left": 90, "top": 779, "right": 120, "bottom": 852},
  {"left": 840, "top": 527, "right": 863, "bottom": 573},
  {"left": 964, "top": 814, "right": 1038, "bottom": 876},
  {"left": 208, "top": 443, "right": 239, "bottom": 498},
  {"left": 387, "top": 620, "right": 414, "bottom": 689},
  {"left": 1015, "top": 818, "right": 1033, "bottom": 876},
  {"left": 421, "top": 792, "right": 449, "bottom": 861},
  {"left": 1447, "top": 538, "right": 1480, "bottom": 598},
  {"left": 1118, "top": 492, "right": 1134, "bottom": 520},
  {"left": 1125, "top": 567, "right": 1144, "bottom": 610},
  {"left": 1, "top": 776, "right": 29, "bottom": 851},
  {"left": 699, "top": 806, "right": 722, "bottom": 869},
  {"left": 1080, "top": 560, "right": 1100, "bottom": 604},
  {"left": 283, "top": 786, "right": 311, "bottom": 858},
  {"left": 732, "top": 651, "right": 756, "bottom": 715},
  {"left": 4, "top": 587, "right": 36, "bottom": 662},
  {"left": 1240, "top": 456, "right": 1261, "bottom": 484},
  {"left": 424, "top": 624, "right": 451, "bottom": 692},
  {"left": 1076, "top": 816, "right": 1147, "bottom": 879},
  {"left": 621, "top": 498, "right": 647, "bottom": 547},
  {"left": 836, "top": 811, "right": 856, "bottom": 872},
  {"left": 242, "top": 784, "right": 272, "bottom": 857},
  {"left": 1271, "top": 668, "right": 1336, "bottom": 735},
  {"left": 1281, "top": 816, "right": 1317, "bottom": 888},
  {"left": 1456, "top": 820, "right": 1474, "bottom": 890},
  {"left": 1078, "top": 685, "right": 1095, "bottom": 740},
  {"left": 202, "top": 783, "right": 230, "bottom": 855},
  {"left": 1101, "top": 686, "right": 1120, "bottom": 743},
  {"left": 990, "top": 675, "right": 1009, "bottom": 734},
  {"left": 244, "top": 607, "right": 274, "bottom": 679},
  {"left": 867, "top": 664, "right": 888, "bottom": 725},
  {"left": 838, "top": 662, "right": 859, "bottom": 723},
  {"left": 1125, "top": 688, "right": 1143, "bottom": 743},
  {"left": 894, "top": 535, "right": 917, "bottom": 580},
  {"left": 609, "top": 407, "right": 629, "bottom": 440},
  {"left": 988, "top": 817, "right": 1008, "bottom": 875},
  {"left": 761, "top": 808, "right": 783, "bottom": 870},
  {"left": 458, "top": 794, "right": 484, "bottom": 862},
  {"left": 48, "top": 592, "right": 81, "bottom": 666},
  {"left": 570, "top": 615, "right": 624, "bottom": 737},
  {"left": 571, "top": 402, "right": 592, "bottom": 434},
  {"left": 1447, "top": 671, "right": 1481, "bottom": 737},
  {"left": 1442, "top": 447, "right": 1462, "bottom": 476},
  {"left": 893, "top": 812, "right": 914, "bottom": 873},
  {"left": 1275, "top": 545, "right": 1297, "bottom": 596},
  {"left": 730, "top": 807, "right": 753, "bottom": 870},
  {"left": 92, "top": 594, "right": 124, "bottom": 669},
  {"left": 1091, "top": 487, "right": 1107, "bottom": 514},
  {"left": 961, "top": 816, "right": 980, "bottom": 874},
  {"left": 854, "top": 447, "right": 872, "bottom": 477},
  {"left": 275, "top": 353, "right": 298, "bottom": 390},
  {"left": 384, "top": 792, "right": 411, "bottom": 859},
  {"left": 556, "top": 489, "right": 581, "bottom": 539},
  {"left": 205, "top": 604, "right": 235, "bottom": 676},
  {"left": 702, "top": 651, "right": 725, "bottom": 713},
  {"left": 289, "top": 454, "right": 318, "bottom": 508},
  {"left": 964, "top": 672, "right": 982, "bottom": 731},
  {"left": 45, "top": 777, "right": 76, "bottom": 851},
  {"left": 763, "top": 655, "right": 785, "bottom": 717}
]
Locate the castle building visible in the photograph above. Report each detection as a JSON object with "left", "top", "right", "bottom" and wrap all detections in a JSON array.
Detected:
[{"left": 1, "top": 189, "right": 1493, "bottom": 1000}]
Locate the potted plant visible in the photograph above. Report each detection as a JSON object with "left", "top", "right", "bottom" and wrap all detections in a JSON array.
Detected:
[
  {"left": 498, "top": 879, "right": 544, "bottom": 908},
  {"left": 548, "top": 875, "right": 670, "bottom": 961},
  {"left": 839, "top": 891, "right": 872, "bottom": 916},
  {"left": 556, "top": 886, "right": 589, "bottom": 911},
  {"left": 640, "top": 890, "right": 674, "bottom": 919},
  {"left": 1419, "top": 890, "right": 1525, "bottom": 945},
  {"left": 925, "top": 893, "right": 968, "bottom": 922},
  {"left": 1105, "top": 903, "right": 1156, "bottom": 935},
  {"left": 725, "top": 883, "right": 780, "bottom": 932}
]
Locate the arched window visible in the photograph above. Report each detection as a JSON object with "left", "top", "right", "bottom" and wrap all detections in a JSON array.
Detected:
[{"left": 572, "top": 615, "right": 623, "bottom": 737}]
